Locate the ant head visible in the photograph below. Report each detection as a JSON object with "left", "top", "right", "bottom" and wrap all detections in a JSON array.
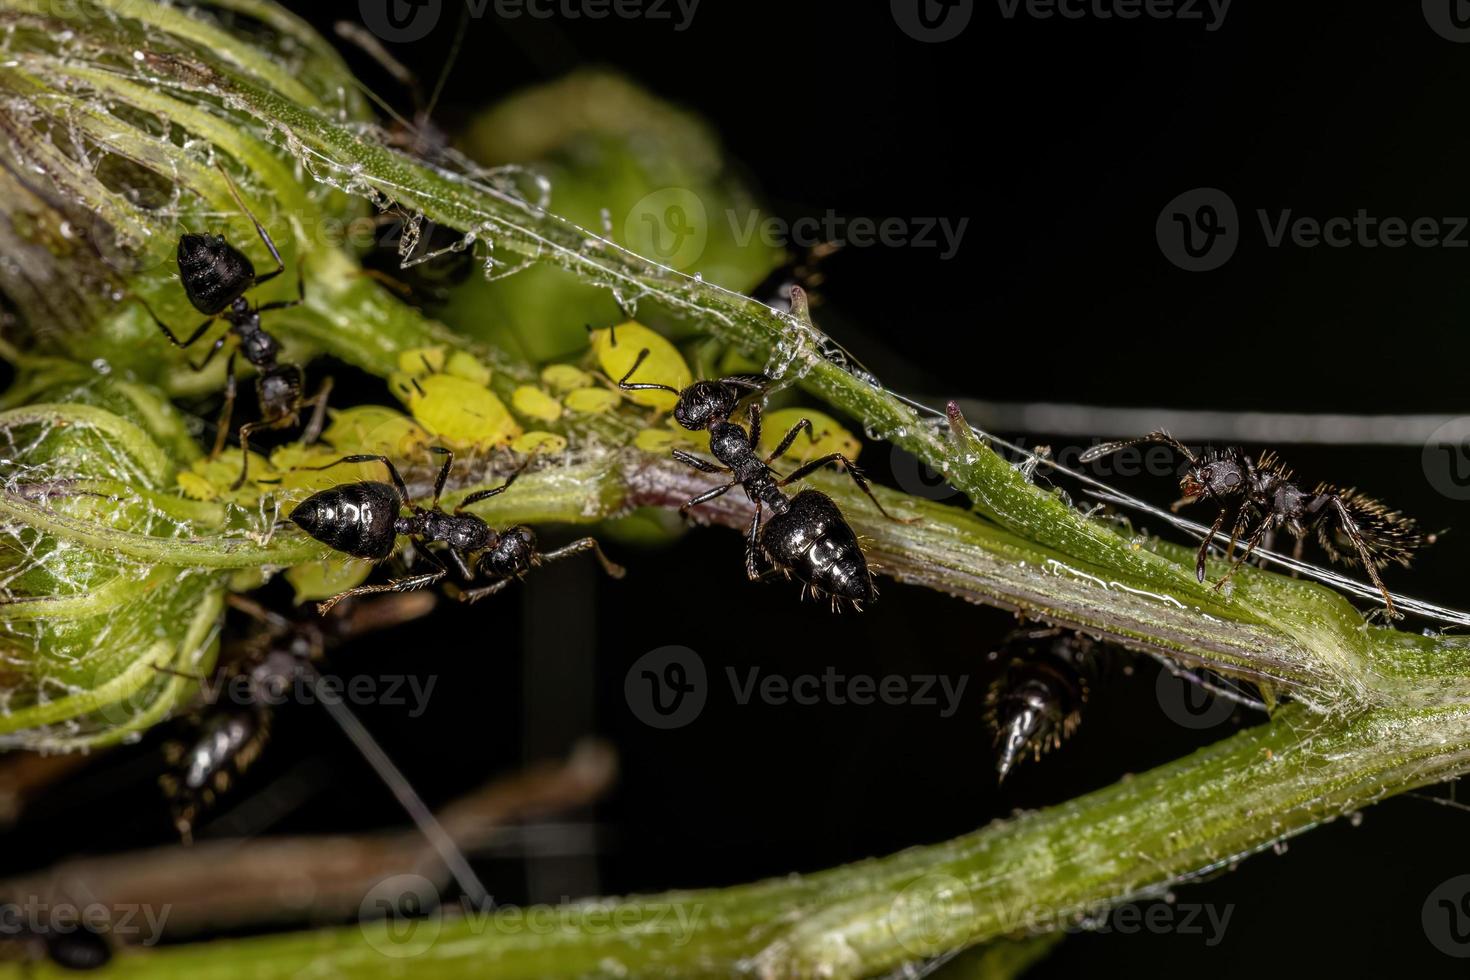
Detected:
[
  {"left": 177, "top": 233, "right": 256, "bottom": 315},
  {"left": 256, "top": 364, "right": 300, "bottom": 416},
  {"left": 477, "top": 525, "right": 537, "bottom": 579},
  {"left": 672, "top": 381, "right": 741, "bottom": 431},
  {"left": 1181, "top": 451, "right": 1246, "bottom": 500}
]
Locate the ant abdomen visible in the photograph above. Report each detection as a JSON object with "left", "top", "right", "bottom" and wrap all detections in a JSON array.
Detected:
[
  {"left": 986, "top": 629, "right": 1098, "bottom": 782},
  {"left": 289, "top": 481, "right": 403, "bottom": 561},
  {"left": 762, "top": 489, "right": 876, "bottom": 608},
  {"left": 177, "top": 233, "right": 256, "bottom": 315}
]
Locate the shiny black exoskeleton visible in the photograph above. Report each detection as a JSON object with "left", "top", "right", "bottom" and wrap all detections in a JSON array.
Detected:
[
  {"left": 140, "top": 167, "right": 330, "bottom": 490},
  {"left": 986, "top": 628, "right": 1100, "bottom": 783},
  {"left": 288, "top": 449, "right": 624, "bottom": 613},
  {"left": 157, "top": 594, "right": 434, "bottom": 842},
  {"left": 1081, "top": 430, "right": 1424, "bottom": 616},
  {"left": 618, "top": 345, "right": 913, "bottom": 610}
]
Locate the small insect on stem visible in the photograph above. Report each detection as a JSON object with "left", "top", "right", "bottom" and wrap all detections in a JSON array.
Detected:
[
  {"left": 987, "top": 628, "right": 1100, "bottom": 782},
  {"left": 285, "top": 448, "right": 625, "bottom": 613},
  {"left": 132, "top": 164, "right": 331, "bottom": 491},
  {"left": 618, "top": 346, "right": 917, "bottom": 611},
  {"left": 1080, "top": 430, "right": 1425, "bottom": 617}
]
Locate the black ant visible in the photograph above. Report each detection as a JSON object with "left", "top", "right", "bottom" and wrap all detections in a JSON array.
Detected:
[
  {"left": 986, "top": 628, "right": 1100, "bottom": 783},
  {"left": 617, "top": 346, "right": 914, "bottom": 610},
  {"left": 1081, "top": 431, "right": 1424, "bottom": 617},
  {"left": 286, "top": 448, "right": 625, "bottom": 613},
  {"left": 138, "top": 166, "right": 331, "bottom": 490},
  {"left": 156, "top": 593, "right": 435, "bottom": 842}
]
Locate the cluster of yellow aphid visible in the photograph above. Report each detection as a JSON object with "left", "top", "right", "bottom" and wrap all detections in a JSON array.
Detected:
[{"left": 177, "top": 319, "right": 861, "bottom": 509}]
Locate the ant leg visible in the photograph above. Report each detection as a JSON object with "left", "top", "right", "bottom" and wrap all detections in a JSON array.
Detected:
[
  {"left": 190, "top": 334, "right": 230, "bottom": 372},
  {"left": 778, "top": 453, "right": 917, "bottom": 524},
  {"left": 226, "top": 593, "right": 292, "bottom": 632},
  {"left": 1195, "top": 509, "right": 1227, "bottom": 583},
  {"left": 1212, "top": 519, "right": 1272, "bottom": 593},
  {"left": 300, "top": 376, "right": 334, "bottom": 446},
  {"left": 680, "top": 480, "right": 737, "bottom": 518},
  {"left": 616, "top": 348, "right": 681, "bottom": 395},
  {"left": 744, "top": 499, "right": 765, "bottom": 581},
  {"left": 747, "top": 401, "right": 763, "bottom": 450},
  {"left": 447, "top": 547, "right": 474, "bottom": 580},
  {"left": 426, "top": 447, "right": 455, "bottom": 510},
  {"left": 456, "top": 577, "right": 515, "bottom": 605},
  {"left": 218, "top": 162, "right": 285, "bottom": 282},
  {"left": 538, "top": 538, "right": 626, "bottom": 579},
  {"left": 256, "top": 264, "right": 305, "bottom": 312},
  {"left": 210, "top": 351, "right": 240, "bottom": 460},
  {"left": 765, "top": 418, "right": 815, "bottom": 464},
  {"left": 298, "top": 454, "right": 412, "bottom": 507},
  {"left": 138, "top": 297, "right": 216, "bottom": 349},
  {"left": 316, "top": 546, "right": 448, "bottom": 616},
  {"left": 233, "top": 411, "right": 303, "bottom": 491},
  {"left": 456, "top": 453, "right": 535, "bottom": 512},
  {"left": 671, "top": 449, "right": 726, "bottom": 474},
  {"left": 1324, "top": 496, "right": 1398, "bottom": 616}
]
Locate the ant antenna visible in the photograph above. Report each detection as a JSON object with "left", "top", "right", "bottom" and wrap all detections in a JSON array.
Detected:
[
  {"left": 422, "top": 3, "right": 471, "bottom": 124},
  {"left": 616, "top": 348, "right": 681, "bottom": 395},
  {"left": 214, "top": 163, "right": 285, "bottom": 273},
  {"left": 311, "top": 674, "right": 492, "bottom": 910},
  {"left": 1079, "top": 429, "right": 1197, "bottom": 465}
]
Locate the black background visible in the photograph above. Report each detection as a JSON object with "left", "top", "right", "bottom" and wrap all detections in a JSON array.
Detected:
[{"left": 12, "top": 2, "right": 1470, "bottom": 976}]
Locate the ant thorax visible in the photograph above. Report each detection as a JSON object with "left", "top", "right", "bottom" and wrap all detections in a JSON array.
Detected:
[{"left": 411, "top": 509, "right": 495, "bottom": 555}]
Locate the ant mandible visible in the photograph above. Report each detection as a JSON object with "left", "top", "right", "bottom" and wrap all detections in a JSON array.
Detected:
[
  {"left": 287, "top": 448, "right": 625, "bottom": 613},
  {"left": 1081, "top": 431, "right": 1423, "bottom": 616},
  {"left": 617, "top": 344, "right": 914, "bottom": 610},
  {"left": 138, "top": 165, "right": 331, "bottom": 491}
]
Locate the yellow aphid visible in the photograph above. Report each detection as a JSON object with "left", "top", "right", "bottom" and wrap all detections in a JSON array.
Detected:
[
  {"left": 563, "top": 387, "right": 622, "bottom": 415},
  {"left": 323, "top": 406, "right": 430, "bottom": 457},
  {"left": 512, "top": 385, "right": 564, "bottom": 423},
  {"left": 634, "top": 427, "right": 700, "bottom": 453},
  {"left": 177, "top": 450, "right": 274, "bottom": 504},
  {"left": 541, "top": 363, "right": 594, "bottom": 393},
  {"left": 392, "top": 372, "right": 522, "bottom": 447},
  {"left": 397, "top": 346, "right": 447, "bottom": 377},
  {"left": 758, "top": 408, "right": 861, "bottom": 464},
  {"left": 285, "top": 558, "right": 374, "bottom": 604},
  {"left": 446, "top": 351, "right": 492, "bottom": 386},
  {"left": 589, "top": 321, "right": 691, "bottom": 412},
  {"left": 512, "top": 431, "right": 569, "bottom": 455}
]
